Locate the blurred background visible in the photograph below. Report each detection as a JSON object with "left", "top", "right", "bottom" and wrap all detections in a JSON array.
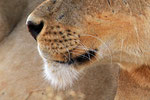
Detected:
[{"left": 0, "top": 0, "right": 119, "bottom": 100}]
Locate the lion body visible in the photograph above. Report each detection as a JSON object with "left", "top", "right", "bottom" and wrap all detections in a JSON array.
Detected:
[{"left": 115, "top": 68, "right": 150, "bottom": 100}]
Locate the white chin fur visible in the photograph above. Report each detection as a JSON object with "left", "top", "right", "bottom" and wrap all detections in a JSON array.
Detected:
[
  {"left": 43, "top": 62, "right": 80, "bottom": 89},
  {"left": 38, "top": 44, "right": 80, "bottom": 89}
]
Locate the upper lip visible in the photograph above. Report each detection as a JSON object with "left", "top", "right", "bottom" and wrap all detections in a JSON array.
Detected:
[{"left": 54, "top": 50, "right": 97, "bottom": 65}]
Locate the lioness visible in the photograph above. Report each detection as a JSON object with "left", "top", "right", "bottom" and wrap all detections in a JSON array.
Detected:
[{"left": 26, "top": 0, "right": 150, "bottom": 99}]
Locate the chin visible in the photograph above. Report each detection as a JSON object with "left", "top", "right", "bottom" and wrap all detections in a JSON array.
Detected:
[
  {"left": 43, "top": 61, "right": 80, "bottom": 90},
  {"left": 37, "top": 43, "right": 98, "bottom": 89},
  {"left": 37, "top": 44, "right": 80, "bottom": 89}
]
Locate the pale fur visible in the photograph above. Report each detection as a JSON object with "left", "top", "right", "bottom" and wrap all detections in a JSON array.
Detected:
[{"left": 38, "top": 44, "right": 80, "bottom": 89}]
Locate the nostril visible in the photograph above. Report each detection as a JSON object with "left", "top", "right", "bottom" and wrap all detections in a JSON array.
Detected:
[{"left": 27, "top": 21, "right": 44, "bottom": 40}]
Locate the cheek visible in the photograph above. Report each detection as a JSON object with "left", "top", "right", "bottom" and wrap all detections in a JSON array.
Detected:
[{"left": 80, "top": 36, "right": 100, "bottom": 49}]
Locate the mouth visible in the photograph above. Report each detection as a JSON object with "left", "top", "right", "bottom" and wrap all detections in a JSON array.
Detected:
[{"left": 54, "top": 50, "right": 97, "bottom": 65}]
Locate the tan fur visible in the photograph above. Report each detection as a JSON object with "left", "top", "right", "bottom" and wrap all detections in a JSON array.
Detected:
[
  {"left": 27, "top": 0, "right": 150, "bottom": 99},
  {"left": 115, "top": 68, "right": 150, "bottom": 100},
  {"left": 0, "top": 0, "right": 27, "bottom": 41}
]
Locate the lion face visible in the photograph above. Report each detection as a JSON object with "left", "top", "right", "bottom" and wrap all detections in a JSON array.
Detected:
[{"left": 26, "top": 0, "right": 150, "bottom": 89}]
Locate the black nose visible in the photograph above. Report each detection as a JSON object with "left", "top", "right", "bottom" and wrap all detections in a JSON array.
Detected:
[{"left": 27, "top": 21, "right": 44, "bottom": 40}]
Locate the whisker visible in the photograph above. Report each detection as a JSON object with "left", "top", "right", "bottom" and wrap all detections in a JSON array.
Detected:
[
  {"left": 79, "top": 43, "right": 92, "bottom": 61},
  {"left": 80, "top": 34, "right": 113, "bottom": 65},
  {"left": 59, "top": 51, "right": 70, "bottom": 63},
  {"left": 70, "top": 51, "right": 94, "bottom": 64},
  {"left": 77, "top": 43, "right": 91, "bottom": 60},
  {"left": 70, "top": 47, "right": 99, "bottom": 63},
  {"left": 75, "top": 46, "right": 100, "bottom": 61},
  {"left": 64, "top": 48, "right": 74, "bottom": 64},
  {"left": 70, "top": 51, "right": 90, "bottom": 60},
  {"left": 120, "top": 39, "right": 124, "bottom": 63},
  {"left": 66, "top": 48, "right": 71, "bottom": 61}
]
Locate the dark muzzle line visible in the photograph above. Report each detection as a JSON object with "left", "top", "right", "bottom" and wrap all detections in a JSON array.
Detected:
[{"left": 54, "top": 50, "right": 96, "bottom": 65}]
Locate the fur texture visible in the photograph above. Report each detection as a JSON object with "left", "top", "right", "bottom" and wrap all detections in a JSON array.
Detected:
[
  {"left": 38, "top": 44, "right": 80, "bottom": 89},
  {"left": 43, "top": 62, "right": 79, "bottom": 89},
  {"left": 27, "top": 0, "right": 150, "bottom": 99}
]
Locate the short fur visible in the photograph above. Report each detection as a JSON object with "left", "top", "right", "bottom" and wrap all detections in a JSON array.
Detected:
[{"left": 27, "top": 0, "right": 150, "bottom": 99}]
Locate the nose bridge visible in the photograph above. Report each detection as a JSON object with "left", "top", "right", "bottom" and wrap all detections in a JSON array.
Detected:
[
  {"left": 26, "top": 0, "right": 64, "bottom": 23},
  {"left": 26, "top": 0, "right": 51, "bottom": 40},
  {"left": 26, "top": 1, "right": 50, "bottom": 23},
  {"left": 26, "top": 13, "right": 42, "bottom": 25},
  {"left": 26, "top": 8, "right": 45, "bottom": 40},
  {"left": 26, "top": 0, "right": 66, "bottom": 40}
]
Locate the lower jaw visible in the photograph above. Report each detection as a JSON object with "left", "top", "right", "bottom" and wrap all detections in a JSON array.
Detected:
[{"left": 43, "top": 61, "right": 80, "bottom": 89}]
